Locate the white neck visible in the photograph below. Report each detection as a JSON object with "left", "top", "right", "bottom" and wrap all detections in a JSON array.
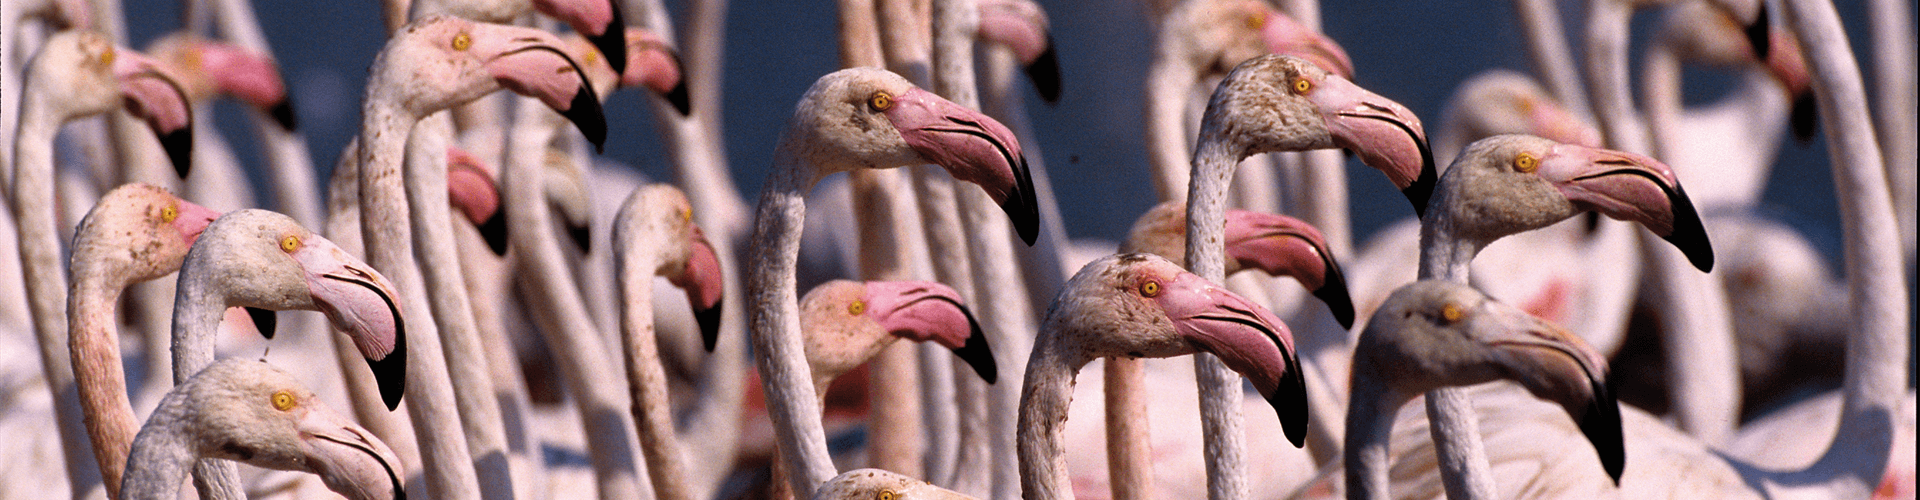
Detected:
[
  {"left": 1414, "top": 211, "right": 1498, "bottom": 500},
  {"left": 69, "top": 274, "right": 140, "bottom": 493},
  {"left": 1344, "top": 365, "right": 1405, "bottom": 500},
  {"left": 616, "top": 242, "right": 695, "bottom": 500},
  {"left": 1186, "top": 125, "right": 1250, "bottom": 500},
  {"left": 1017, "top": 337, "right": 1081, "bottom": 500},
  {"left": 118, "top": 398, "right": 200, "bottom": 500},
  {"left": 748, "top": 147, "right": 836, "bottom": 496}
]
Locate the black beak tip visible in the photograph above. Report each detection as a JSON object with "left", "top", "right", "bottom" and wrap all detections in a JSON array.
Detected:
[
  {"left": 1745, "top": 4, "right": 1771, "bottom": 61},
  {"left": 1580, "top": 379, "right": 1626, "bottom": 484},
  {"left": 664, "top": 80, "right": 692, "bottom": 116},
  {"left": 1001, "top": 156, "right": 1040, "bottom": 246},
  {"left": 1313, "top": 263, "right": 1355, "bottom": 330},
  {"left": 1025, "top": 41, "right": 1061, "bottom": 104},
  {"left": 564, "top": 88, "right": 608, "bottom": 154},
  {"left": 246, "top": 307, "right": 277, "bottom": 339},
  {"left": 479, "top": 210, "right": 510, "bottom": 256},
  {"left": 695, "top": 302, "right": 723, "bottom": 352},
  {"left": 567, "top": 223, "right": 592, "bottom": 254},
  {"left": 1271, "top": 350, "right": 1308, "bottom": 448},
  {"left": 1663, "top": 186, "right": 1714, "bottom": 272},
  {"left": 590, "top": 30, "right": 627, "bottom": 79},
  {"left": 1790, "top": 93, "right": 1818, "bottom": 143},
  {"left": 368, "top": 322, "right": 408, "bottom": 411},
  {"left": 267, "top": 100, "right": 298, "bottom": 131},
  {"left": 1402, "top": 137, "right": 1438, "bottom": 219},
  {"left": 952, "top": 308, "right": 997, "bottom": 384},
  {"left": 160, "top": 128, "right": 193, "bottom": 179}
]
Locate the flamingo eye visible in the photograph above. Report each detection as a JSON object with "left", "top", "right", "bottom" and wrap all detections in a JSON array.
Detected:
[
  {"left": 1246, "top": 11, "right": 1267, "bottom": 30},
  {"left": 877, "top": 490, "right": 896, "bottom": 500},
  {"left": 1292, "top": 77, "right": 1313, "bottom": 95},
  {"left": 849, "top": 300, "right": 866, "bottom": 316},
  {"left": 1140, "top": 280, "right": 1161, "bottom": 298},
  {"left": 1514, "top": 152, "right": 1539, "bottom": 173},
  {"left": 280, "top": 235, "right": 300, "bottom": 253},
  {"left": 582, "top": 48, "right": 599, "bottom": 66},
  {"left": 1440, "top": 303, "right": 1464, "bottom": 324},
  {"left": 680, "top": 208, "right": 693, "bottom": 223},
  {"left": 271, "top": 390, "right": 296, "bottom": 411},
  {"left": 869, "top": 91, "right": 894, "bottom": 111},
  {"left": 161, "top": 205, "right": 178, "bottom": 223},
  {"left": 100, "top": 46, "right": 116, "bottom": 66},
  {"left": 452, "top": 33, "right": 472, "bottom": 51}
]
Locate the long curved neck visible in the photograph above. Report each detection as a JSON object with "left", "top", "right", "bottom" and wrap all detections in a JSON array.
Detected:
[
  {"left": 169, "top": 268, "right": 227, "bottom": 385},
  {"left": 616, "top": 244, "right": 694, "bottom": 500},
  {"left": 1185, "top": 136, "right": 1243, "bottom": 281},
  {"left": 1017, "top": 335, "right": 1082, "bottom": 500},
  {"left": 1144, "top": 56, "right": 1198, "bottom": 202},
  {"left": 355, "top": 103, "right": 418, "bottom": 275},
  {"left": 1414, "top": 212, "right": 1497, "bottom": 500},
  {"left": 1186, "top": 121, "right": 1250, "bottom": 500},
  {"left": 69, "top": 271, "right": 139, "bottom": 496},
  {"left": 748, "top": 148, "right": 835, "bottom": 497},
  {"left": 1343, "top": 361, "right": 1403, "bottom": 500},
  {"left": 118, "top": 397, "right": 199, "bottom": 500}
]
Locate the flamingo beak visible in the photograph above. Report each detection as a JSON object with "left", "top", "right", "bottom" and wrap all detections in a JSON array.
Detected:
[
  {"left": 1311, "top": 73, "right": 1435, "bottom": 217},
  {"left": 1522, "top": 96, "right": 1602, "bottom": 148},
  {"left": 446, "top": 147, "right": 508, "bottom": 256},
  {"left": 533, "top": 0, "right": 628, "bottom": 79},
  {"left": 620, "top": 31, "right": 690, "bottom": 116},
  {"left": 1222, "top": 210, "right": 1354, "bottom": 330},
  {"left": 1150, "top": 271, "right": 1306, "bottom": 447},
  {"left": 863, "top": 281, "right": 996, "bottom": 384},
  {"left": 298, "top": 403, "right": 407, "bottom": 500},
  {"left": 1025, "top": 41, "right": 1062, "bottom": 104},
  {"left": 1471, "top": 298, "right": 1623, "bottom": 484},
  {"left": 1537, "top": 144, "right": 1713, "bottom": 271},
  {"left": 674, "top": 225, "right": 726, "bottom": 352},
  {"left": 1759, "top": 29, "right": 1816, "bottom": 142},
  {"left": 886, "top": 87, "right": 1039, "bottom": 245},
  {"left": 1744, "top": 2, "right": 1771, "bottom": 61},
  {"left": 170, "top": 198, "right": 222, "bottom": 245},
  {"left": 976, "top": 3, "right": 1060, "bottom": 103},
  {"left": 472, "top": 24, "right": 607, "bottom": 151},
  {"left": 193, "top": 40, "right": 297, "bottom": 130},
  {"left": 295, "top": 236, "right": 408, "bottom": 410},
  {"left": 112, "top": 48, "right": 195, "bottom": 179},
  {"left": 1260, "top": 9, "right": 1354, "bottom": 80}
]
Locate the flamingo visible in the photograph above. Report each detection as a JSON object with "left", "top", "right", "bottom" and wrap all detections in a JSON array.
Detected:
[
  {"left": 143, "top": 33, "right": 293, "bottom": 130},
  {"left": 10, "top": 30, "right": 194, "bottom": 496},
  {"left": 170, "top": 208, "right": 405, "bottom": 498},
  {"left": 65, "top": 184, "right": 220, "bottom": 496},
  {"left": 118, "top": 358, "right": 403, "bottom": 500},
  {"left": 975, "top": 0, "right": 1060, "bottom": 103},
  {"left": 798, "top": 279, "right": 998, "bottom": 392},
  {"left": 747, "top": 66, "right": 1038, "bottom": 497},
  {"left": 1341, "top": 280, "right": 1620, "bottom": 500},
  {"left": 1103, "top": 200, "right": 1352, "bottom": 499},
  {"left": 409, "top": 0, "right": 632, "bottom": 78},
  {"left": 1018, "top": 252, "right": 1304, "bottom": 500},
  {"left": 814, "top": 468, "right": 976, "bottom": 500},
  {"left": 1182, "top": 53, "right": 1427, "bottom": 500},
  {"left": 612, "top": 183, "right": 725, "bottom": 500}
]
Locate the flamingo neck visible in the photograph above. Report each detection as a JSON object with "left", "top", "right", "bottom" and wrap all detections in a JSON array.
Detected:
[
  {"left": 1017, "top": 335, "right": 1082, "bottom": 500},
  {"left": 1414, "top": 211, "right": 1498, "bottom": 500},
  {"left": 1343, "top": 363, "right": 1405, "bottom": 500},
  {"left": 355, "top": 103, "right": 419, "bottom": 276},
  {"left": 168, "top": 264, "right": 227, "bottom": 385},
  {"left": 747, "top": 152, "right": 835, "bottom": 496},
  {"left": 1144, "top": 57, "right": 1199, "bottom": 201},
  {"left": 615, "top": 243, "right": 694, "bottom": 500},
  {"left": 118, "top": 392, "right": 198, "bottom": 500},
  {"left": 1416, "top": 218, "right": 1479, "bottom": 282},
  {"left": 1185, "top": 137, "right": 1243, "bottom": 282},
  {"left": 68, "top": 275, "right": 139, "bottom": 493}
]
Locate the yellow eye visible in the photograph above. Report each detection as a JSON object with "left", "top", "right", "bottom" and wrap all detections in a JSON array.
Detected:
[
  {"left": 582, "top": 48, "right": 599, "bottom": 66},
  {"left": 848, "top": 300, "right": 866, "bottom": 316},
  {"left": 869, "top": 91, "right": 894, "bottom": 111},
  {"left": 1140, "top": 281, "right": 1160, "bottom": 298},
  {"left": 280, "top": 235, "right": 300, "bottom": 253},
  {"left": 680, "top": 208, "right": 693, "bottom": 223},
  {"left": 1514, "top": 152, "right": 1539, "bottom": 173},
  {"left": 161, "top": 205, "right": 178, "bottom": 223},
  {"left": 877, "top": 490, "right": 896, "bottom": 500},
  {"left": 1292, "top": 77, "right": 1313, "bottom": 95},
  {"left": 1440, "top": 303, "right": 1464, "bottom": 323},
  {"left": 271, "top": 390, "right": 296, "bottom": 411},
  {"left": 1246, "top": 11, "right": 1267, "bottom": 30},
  {"left": 100, "top": 46, "right": 116, "bottom": 66},
  {"left": 452, "top": 33, "right": 472, "bottom": 51}
]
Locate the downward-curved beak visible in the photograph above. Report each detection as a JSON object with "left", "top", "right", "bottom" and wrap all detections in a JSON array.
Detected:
[
  {"left": 170, "top": 199, "right": 223, "bottom": 245},
  {"left": 1221, "top": 210, "right": 1354, "bottom": 329},
  {"left": 298, "top": 403, "right": 407, "bottom": 500},
  {"left": 1538, "top": 143, "right": 1713, "bottom": 271},
  {"left": 193, "top": 40, "right": 296, "bottom": 130},
  {"left": 113, "top": 48, "right": 195, "bottom": 179},
  {"left": 1151, "top": 272, "right": 1305, "bottom": 447},
  {"left": 976, "top": 1, "right": 1059, "bottom": 103},
  {"left": 864, "top": 281, "right": 996, "bottom": 384},
  {"left": 1759, "top": 29, "right": 1816, "bottom": 141},
  {"left": 1471, "top": 299, "right": 1622, "bottom": 484},
  {"left": 295, "top": 236, "right": 408, "bottom": 410},
  {"left": 445, "top": 147, "right": 508, "bottom": 255},
  {"left": 534, "top": 0, "right": 628, "bottom": 78},
  {"left": 1312, "top": 73, "right": 1434, "bottom": 217},
  {"left": 1260, "top": 9, "right": 1353, "bottom": 80},
  {"left": 470, "top": 23, "right": 607, "bottom": 151},
  {"left": 886, "top": 87, "right": 1039, "bottom": 245},
  {"left": 619, "top": 30, "right": 690, "bottom": 116},
  {"left": 673, "top": 225, "right": 726, "bottom": 352}
]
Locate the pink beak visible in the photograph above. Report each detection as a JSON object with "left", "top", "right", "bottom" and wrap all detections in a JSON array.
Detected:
[
  {"left": 1309, "top": 70, "right": 1435, "bottom": 216},
  {"left": 531, "top": 0, "right": 627, "bottom": 78},
  {"left": 169, "top": 198, "right": 223, "bottom": 246},
  {"left": 1149, "top": 270, "right": 1306, "bottom": 447},
  {"left": 294, "top": 235, "right": 408, "bottom": 410},
  {"left": 672, "top": 225, "right": 727, "bottom": 352},
  {"left": 467, "top": 22, "right": 607, "bottom": 151},
  {"left": 1222, "top": 210, "right": 1353, "bottom": 329},
  {"left": 1260, "top": 8, "right": 1354, "bottom": 80},
  {"left": 862, "top": 280, "right": 995, "bottom": 384},
  {"left": 297, "top": 400, "right": 406, "bottom": 500},
  {"left": 616, "top": 28, "right": 690, "bottom": 116},
  {"left": 975, "top": 0, "right": 1060, "bottom": 103},
  {"left": 445, "top": 146, "right": 509, "bottom": 256},
  {"left": 885, "top": 87, "right": 1039, "bottom": 245},
  {"left": 1468, "top": 292, "right": 1622, "bottom": 482},
  {"left": 112, "top": 47, "right": 195, "bottom": 179},
  {"left": 1537, "top": 143, "right": 1713, "bottom": 271},
  {"left": 190, "top": 40, "right": 296, "bottom": 130}
]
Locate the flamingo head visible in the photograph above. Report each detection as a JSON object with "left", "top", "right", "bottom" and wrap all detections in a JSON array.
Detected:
[
  {"left": 375, "top": 16, "right": 605, "bottom": 150},
  {"left": 800, "top": 280, "right": 995, "bottom": 385},
  {"left": 530, "top": 0, "right": 628, "bottom": 78},
  {"left": 1255, "top": 6, "right": 1353, "bottom": 80},
  {"left": 812, "top": 469, "right": 975, "bottom": 500},
  {"left": 1202, "top": 55, "right": 1432, "bottom": 216},
  {"left": 148, "top": 34, "right": 296, "bottom": 130},
  {"left": 32, "top": 31, "right": 196, "bottom": 178},
  {"left": 1222, "top": 209, "right": 1354, "bottom": 329},
  {"left": 976, "top": 0, "right": 1060, "bottom": 103},
  {"left": 186, "top": 359, "right": 405, "bottom": 500},
  {"left": 1048, "top": 253, "right": 1305, "bottom": 447},
  {"left": 617, "top": 185, "right": 725, "bottom": 351},
  {"left": 1437, "top": 135, "right": 1713, "bottom": 271},
  {"left": 788, "top": 68, "right": 1039, "bottom": 245},
  {"left": 1357, "top": 280, "right": 1622, "bottom": 483},
  {"left": 72, "top": 183, "right": 221, "bottom": 285}
]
